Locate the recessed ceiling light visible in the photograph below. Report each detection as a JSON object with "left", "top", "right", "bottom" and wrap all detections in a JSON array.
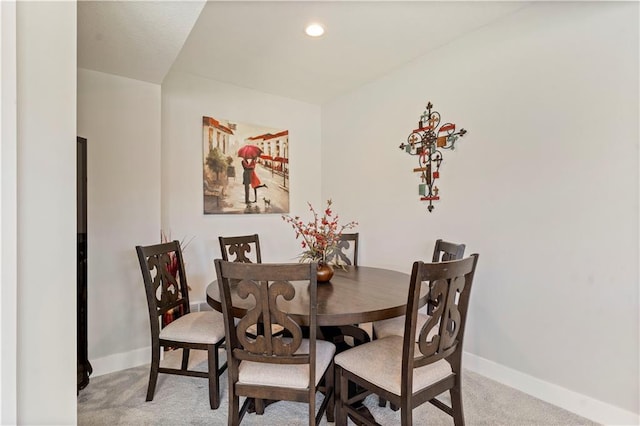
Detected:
[{"left": 305, "top": 23, "right": 324, "bottom": 37}]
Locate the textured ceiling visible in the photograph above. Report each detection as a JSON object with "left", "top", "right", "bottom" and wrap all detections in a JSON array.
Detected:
[
  {"left": 78, "top": 1, "right": 206, "bottom": 83},
  {"left": 78, "top": 1, "right": 531, "bottom": 104}
]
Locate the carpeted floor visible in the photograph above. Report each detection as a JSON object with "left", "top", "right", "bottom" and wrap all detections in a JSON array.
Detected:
[{"left": 78, "top": 349, "right": 598, "bottom": 425}]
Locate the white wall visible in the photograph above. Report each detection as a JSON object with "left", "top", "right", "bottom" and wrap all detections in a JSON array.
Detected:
[
  {"left": 322, "top": 1, "right": 638, "bottom": 422},
  {"left": 77, "top": 69, "right": 161, "bottom": 372},
  {"left": 161, "top": 71, "right": 322, "bottom": 301},
  {"left": 16, "top": 1, "right": 77, "bottom": 424},
  {"left": 0, "top": 1, "right": 17, "bottom": 423},
  {"left": 79, "top": 69, "right": 322, "bottom": 376}
]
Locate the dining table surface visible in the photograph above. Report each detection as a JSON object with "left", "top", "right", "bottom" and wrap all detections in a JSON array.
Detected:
[{"left": 206, "top": 264, "right": 429, "bottom": 327}]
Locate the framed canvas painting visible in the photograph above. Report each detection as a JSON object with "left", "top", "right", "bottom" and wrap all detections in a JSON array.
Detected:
[{"left": 203, "top": 116, "right": 290, "bottom": 214}]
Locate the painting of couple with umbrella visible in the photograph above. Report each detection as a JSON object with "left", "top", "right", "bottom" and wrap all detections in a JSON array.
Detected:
[
  {"left": 238, "top": 144, "right": 268, "bottom": 204},
  {"left": 202, "top": 115, "right": 290, "bottom": 214}
]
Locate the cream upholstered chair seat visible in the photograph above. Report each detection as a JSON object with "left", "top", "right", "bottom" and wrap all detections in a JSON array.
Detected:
[
  {"left": 373, "top": 313, "right": 431, "bottom": 341},
  {"left": 239, "top": 339, "right": 335, "bottom": 389},
  {"left": 334, "top": 335, "right": 451, "bottom": 395},
  {"left": 159, "top": 311, "right": 226, "bottom": 344}
]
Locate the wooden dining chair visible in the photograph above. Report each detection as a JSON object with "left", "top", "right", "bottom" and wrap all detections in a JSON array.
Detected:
[
  {"left": 320, "top": 232, "right": 370, "bottom": 351},
  {"left": 372, "top": 239, "right": 466, "bottom": 341},
  {"left": 219, "top": 234, "right": 262, "bottom": 264},
  {"left": 372, "top": 238, "right": 465, "bottom": 409},
  {"left": 219, "top": 231, "right": 283, "bottom": 371},
  {"left": 433, "top": 238, "right": 466, "bottom": 263},
  {"left": 335, "top": 254, "right": 479, "bottom": 426},
  {"left": 214, "top": 260, "right": 335, "bottom": 425},
  {"left": 136, "top": 241, "right": 227, "bottom": 409},
  {"left": 327, "top": 232, "right": 359, "bottom": 267}
]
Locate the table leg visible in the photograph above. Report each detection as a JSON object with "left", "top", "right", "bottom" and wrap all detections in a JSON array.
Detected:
[{"left": 322, "top": 325, "right": 378, "bottom": 425}]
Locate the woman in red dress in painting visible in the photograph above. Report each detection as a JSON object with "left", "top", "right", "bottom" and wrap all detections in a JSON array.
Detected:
[{"left": 241, "top": 158, "right": 266, "bottom": 204}]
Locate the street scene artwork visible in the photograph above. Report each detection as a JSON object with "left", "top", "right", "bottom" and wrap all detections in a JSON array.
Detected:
[{"left": 203, "top": 116, "right": 290, "bottom": 214}]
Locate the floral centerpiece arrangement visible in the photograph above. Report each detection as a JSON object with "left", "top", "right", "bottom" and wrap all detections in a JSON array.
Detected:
[{"left": 282, "top": 199, "right": 357, "bottom": 272}]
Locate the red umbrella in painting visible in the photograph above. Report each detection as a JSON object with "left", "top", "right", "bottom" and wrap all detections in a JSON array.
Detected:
[{"left": 237, "top": 144, "right": 263, "bottom": 159}]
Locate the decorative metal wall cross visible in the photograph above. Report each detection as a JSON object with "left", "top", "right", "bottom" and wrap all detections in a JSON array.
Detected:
[{"left": 399, "top": 102, "right": 468, "bottom": 212}]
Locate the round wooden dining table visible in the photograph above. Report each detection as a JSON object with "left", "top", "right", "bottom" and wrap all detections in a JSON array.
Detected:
[{"left": 206, "top": 265, "right": 429, "bottom": 326}]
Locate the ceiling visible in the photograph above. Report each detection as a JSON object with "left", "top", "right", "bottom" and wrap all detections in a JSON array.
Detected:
[{"left": 78, "top": 1, "right": 531, "bottom": 105}]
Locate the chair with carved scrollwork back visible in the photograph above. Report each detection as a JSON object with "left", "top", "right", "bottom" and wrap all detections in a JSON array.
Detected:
[
  {"left": 322, "top": 232, "right": 369, "bottom": 350},
  {"left": 219, "top": 233, "right": 283, "bottom": 356},
  {"left": 219, "top": 234, "right": 262, "bottom": 264},
  {"left": 136, "top": 241, "right": 227, "bottom": 409},
  {"left": 433, "top": 239, "right": 466, "bottom": 263},
  {"left": 373, "top": 238, "right": 466, "bottom": 341},
  {"left": 214, "top": 260, "right": 335, "bottom": 425},
  {"left": 428, "top": 239, "right": 467, "bottom": 313},
  {"left": 335, "top": 254, "right": 479, "bottom": 426},
  {"left": 372, "top": 238, "right": 466, "bottom": 409},
  {"left": 326, "top": 233, "right": 359, "bottom": 267}
]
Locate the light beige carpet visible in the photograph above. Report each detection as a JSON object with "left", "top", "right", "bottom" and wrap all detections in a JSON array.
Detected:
[{"left": 77, "top": 349, "right": 598, "bottom": 425}]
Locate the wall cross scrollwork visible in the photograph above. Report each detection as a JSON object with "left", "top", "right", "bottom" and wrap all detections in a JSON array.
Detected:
[{"left": 399, "top": 101, "right": 469, "bottom": 212}]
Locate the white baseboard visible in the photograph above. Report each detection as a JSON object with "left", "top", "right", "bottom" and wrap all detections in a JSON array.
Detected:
[
  {"left": 90, "top": 301, "right": 211, "bottom": 378},
  {"left": 464, "top": 351, "right": 639, "bottom": 426},
  {"left": 91, "top": 346, "right": 150, "bottom": 378}
]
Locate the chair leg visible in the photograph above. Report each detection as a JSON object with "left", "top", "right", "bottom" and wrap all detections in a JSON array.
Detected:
[
  {"left": 334, "top": 365, "right": 341, "bottom": 424},
  {"left": 326, "top": 362, "right": 335, "bottom": 423},
  {"left": 254, "top": 399, "right": 265, "bottom": 415},
  {"left": 336, "top": 366, "right": 348, "bottom": 426},
  {"left": 400, "top": 408, "right": 412, "bottom": 426},
  {"left": 228, "top": 393, "right": 240, "bottom": 426},
  {"left": 451, "top": 384, "right": 465, "bottom": 426},
  {"left": 146, "top": 343, "right": 160, "bottom": 401},
  {"left": 208, "top": 345, "right": 220, "bottom": 409},
  {"left": 181, "top": 348, "right": 190, "bottom": 370},
  {"left": 309, "top": 386, "right": 316, "bottom": 426},
  {"left": 400, "top": 398, "right": 412, "bottom": 426}
]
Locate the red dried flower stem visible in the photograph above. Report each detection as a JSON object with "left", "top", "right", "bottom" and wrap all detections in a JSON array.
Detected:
[{"left": 282, "top": 199, "right": 357, "bottom": 265}]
